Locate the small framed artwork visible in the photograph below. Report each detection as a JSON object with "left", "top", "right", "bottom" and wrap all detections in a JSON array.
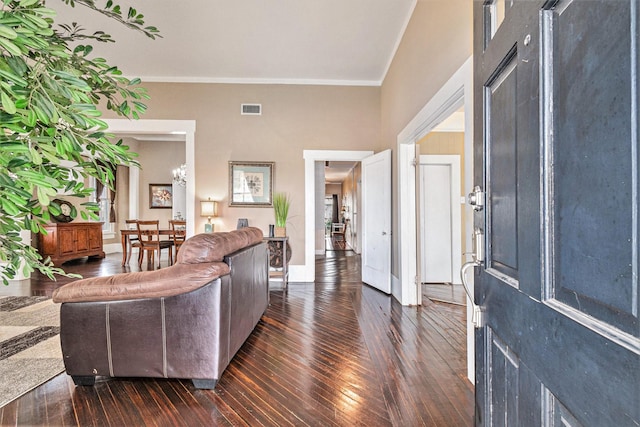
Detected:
[
  {"left": 149, "top": 183, "right": 173, "bottom": 209},
  {"left": 229, "top": 161, "right": 274, "bottom": 207}
]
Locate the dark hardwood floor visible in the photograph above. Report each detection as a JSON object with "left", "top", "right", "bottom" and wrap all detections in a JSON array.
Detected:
[
  {"left": 0, "top": 251, "right": 474, "bottom": 426},
  {"left": 423, "top": 283, "right": 468, "bottom": 306},
  {"left": 325, "top": 235, "right": 350, "bottom": 252}
]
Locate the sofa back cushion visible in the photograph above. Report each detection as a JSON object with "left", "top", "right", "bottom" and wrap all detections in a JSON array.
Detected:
[{"left": 177, "top": 227, "right": 264, "bottom": 264}]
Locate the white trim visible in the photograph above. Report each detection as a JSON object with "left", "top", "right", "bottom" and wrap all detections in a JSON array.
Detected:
[
  {"left": 288, "top": 265, "right": 306, "bottom": 283},
  {"left": 104, "top": 119, "right": 197, "bottom": 238},
  {"left": 432, "top": 111, "right": 466, "bottom": 132},
  {"left": 129, "top": 166, "right": 139, "bottom": 220},
  {"left": 140, "top": 76, "right": 382, "bottom": 87},
  {"left": 103, "top": 242, "right": 121, "bottom": 254},
  {"left": 398, "top": 143, "right": 418, "bottom": 305},
  {"left": 303, "top": 150, "right": 374, "bottom": 282},
  {"left": 396, "top": 56, "right": 475, "bottom": 382}
]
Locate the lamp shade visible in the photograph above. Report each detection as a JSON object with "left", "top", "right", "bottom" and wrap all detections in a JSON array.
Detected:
[{"left": 200, "top": 199, "right": 218, "bottom": 218}]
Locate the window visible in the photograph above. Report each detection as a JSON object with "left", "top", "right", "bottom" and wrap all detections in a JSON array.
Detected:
[{"left": 89, "top": 177, "right": 114, "bottom": 233}]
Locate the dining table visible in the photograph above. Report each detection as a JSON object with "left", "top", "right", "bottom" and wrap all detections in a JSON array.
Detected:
[{"left": 120, "top": 228, "right": 174, "bottom": 266}]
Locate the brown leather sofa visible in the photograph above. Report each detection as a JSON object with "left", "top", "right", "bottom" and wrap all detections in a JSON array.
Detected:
[{"left": 52, "top": 227, "right": 268, "bottom": 389}]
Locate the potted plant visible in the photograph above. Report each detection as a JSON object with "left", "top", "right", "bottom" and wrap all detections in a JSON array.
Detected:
[
  {"left": 0, "top": 1, "right": 159, "bottom": 284},
  {"left": 273, "top": 192, "right": 290, "bottom": 237}
]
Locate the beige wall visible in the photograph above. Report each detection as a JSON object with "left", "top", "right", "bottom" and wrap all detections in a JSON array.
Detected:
[
  {"left": 325, "top": 184, "right": 342, "bottom": 205},
  {"left": 100, "top": 1, "right": 471, "bottom": 277},
  {"left": 107, "top": 138, "right": 185, "bottom": 246},
  {"left": 380, "top": 0, "right": 472, "bottom": 276},
  {"left": 137, "top": 140, "right": 185, "bottom": 225},
  {"left": 119, "top": 83, "right": 381, "bottom": 265}
]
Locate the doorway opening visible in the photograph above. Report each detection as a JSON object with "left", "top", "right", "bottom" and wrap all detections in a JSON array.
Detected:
[
  {"left": 417, "top": 111, "right": 466, "bottom": 305},
  {"left": 104, "top": 119, "right": 196, "bottom": 238},
  {"left": 397, "top": 57, "right": 474, "bottom": 381},
  {"left": 302, "top": 150, "right": 373, "bottom": 283},
  {"left": 324, "top": 161, "right": 359, "bottom": 253}
]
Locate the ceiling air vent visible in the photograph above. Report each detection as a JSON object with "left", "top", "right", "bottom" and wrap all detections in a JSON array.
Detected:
[{"left": 241, "top": 104, "right": 262, "bottom": 116}]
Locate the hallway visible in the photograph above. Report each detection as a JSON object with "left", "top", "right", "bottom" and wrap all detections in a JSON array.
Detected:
[{"left": 1, "top": 251, "right": 473, "bottom": 426}]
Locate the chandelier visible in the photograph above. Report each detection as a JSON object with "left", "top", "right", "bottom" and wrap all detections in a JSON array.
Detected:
[{"left": 172, "top": 163, "right": 187, "bottom": 187}]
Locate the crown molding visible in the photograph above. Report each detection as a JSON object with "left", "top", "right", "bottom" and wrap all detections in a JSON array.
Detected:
[{"left": 139, "top": 76, "right": 382, "bottom": 87}]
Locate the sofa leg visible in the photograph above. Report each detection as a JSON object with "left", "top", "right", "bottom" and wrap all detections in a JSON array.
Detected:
[
  {"left": 192, "top": 379, "right": 217, "bottom": 389},
  {"left": 72, "top": 375, "right": 96, "bottom": 386}
]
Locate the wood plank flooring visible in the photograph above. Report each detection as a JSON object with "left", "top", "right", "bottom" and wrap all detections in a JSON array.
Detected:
[
  {"left": 0, "top": 252, "right": 474, "bottom": 426},
  {"left": 423, "top": 283, "right": 468, "bottom": 306}
]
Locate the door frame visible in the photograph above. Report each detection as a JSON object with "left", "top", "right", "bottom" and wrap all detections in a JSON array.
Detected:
[
  {"left": 396, "top": 57, "right": 474, "bottom": 381},
  {"left": 419, "top": 154, "right": 462, "bottom": 285},
  {"left": 104, "top": 119, "right": 197, "bottom": 238},
  {"left": 303, "top": 150, "right": 373, "bottom": 282}
]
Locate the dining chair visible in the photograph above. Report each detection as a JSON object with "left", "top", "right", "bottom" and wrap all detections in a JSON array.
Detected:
[
  {"left": 169, "top": 219, "right": 187, "bottom": 260},
  {"left": 125, "top": 219, "right": 142, "bottom": 265},
  {"left": 136, "top": 220, "right": 173, "bottom": 269}
]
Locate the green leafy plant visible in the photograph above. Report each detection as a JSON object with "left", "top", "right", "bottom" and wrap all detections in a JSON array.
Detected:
[
  {"left": 0, "top": 0, "right": 159, "bottom": 284},
  {"left": 273, "top": 192, "right": 290, "bottom": 228}
]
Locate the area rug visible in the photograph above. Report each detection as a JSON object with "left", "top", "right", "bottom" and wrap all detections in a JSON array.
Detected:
[{"left": 0, "top": 296, "right": 64, "bottom": 408}]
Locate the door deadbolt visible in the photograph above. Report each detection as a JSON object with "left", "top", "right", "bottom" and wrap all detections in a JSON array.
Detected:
[{"left": 467, "top": 186, "right": 485, "bottom": 211}]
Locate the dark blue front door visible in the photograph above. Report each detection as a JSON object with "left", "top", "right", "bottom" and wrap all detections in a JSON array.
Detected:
[{"left": 473, "top": 1, "right": 639, "bottom": 425}]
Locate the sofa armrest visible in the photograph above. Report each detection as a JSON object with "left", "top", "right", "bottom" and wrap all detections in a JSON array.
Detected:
[
  {"left": 59, "top": 276, "right": 232, "bottom": 383},
  {"left": 53, "top": 262, "right": 230, "bottom": 303}
]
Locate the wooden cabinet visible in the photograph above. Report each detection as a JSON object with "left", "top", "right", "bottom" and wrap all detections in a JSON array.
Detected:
[{"left": 39, "top": 222, "right": 105, "bottom": 266}]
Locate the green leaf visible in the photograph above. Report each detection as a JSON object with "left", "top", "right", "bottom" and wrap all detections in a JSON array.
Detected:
[
  {"left": 0, "top": 69, "right": 28, "bottom": 87},
  {"left": 1, "top": 197, "right": 19, "bottom": 216},
  {"left": 1, "top": 90, "right": 16, "bottom": 114},
  {"left": 0, "top": 0, "right": 160, "bottom": 283},
  {"left": 29, "top": 146, "right": 42, "bottom": 164},
  {"left": 24, "top": 109, "right": 36, "bottom": 126},
  {"left": 0, "top": 24, "right": 17, "bottom": 40},
  {"left": 0, "top": 36, "right": 21, "bottom": 55},
  {"left": 19, "top": 0, "right": 41, "bottom": 7}
]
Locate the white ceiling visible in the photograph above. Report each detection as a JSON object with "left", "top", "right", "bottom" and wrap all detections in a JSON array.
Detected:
[
  {"left": 324, "top": 161, "right": 357, "bottom": 183},
  {"left": 52, "top": 0, "right": 416, "bottom": 86}
]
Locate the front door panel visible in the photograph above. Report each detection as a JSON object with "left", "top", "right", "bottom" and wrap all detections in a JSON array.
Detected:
[
  {"left": 474, "top": 0, "right": 639, "bottom": 425},
  {"left": 486, "top": 54, "right": 519, "bottom": 283},
  {"left": 545, "top": 0, "right": 638, "bottom": 335}
]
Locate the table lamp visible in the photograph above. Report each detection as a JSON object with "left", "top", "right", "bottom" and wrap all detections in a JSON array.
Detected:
[{"left": 200, "top": 198, "right": 218, "bottom": 232}]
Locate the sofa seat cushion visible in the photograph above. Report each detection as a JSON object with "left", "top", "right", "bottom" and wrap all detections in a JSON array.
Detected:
[
  {"left": 52, "top": 262, "right": 230, "bottom": 303},
  {"left": 177, "top": 227, "right": 263, "bottom": 264}
]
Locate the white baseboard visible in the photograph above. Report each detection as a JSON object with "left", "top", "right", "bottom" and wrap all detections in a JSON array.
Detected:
[
  {"left": 104, "top": 244, "right": 122, "bottom": 254},
  {"left": 289, "top": 264, "right": 312, "bottom": 282}
]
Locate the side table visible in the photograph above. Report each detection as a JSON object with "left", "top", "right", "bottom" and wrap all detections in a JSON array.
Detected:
[{"left": 263, "top": 236, "right": 289, "bottom": 289}]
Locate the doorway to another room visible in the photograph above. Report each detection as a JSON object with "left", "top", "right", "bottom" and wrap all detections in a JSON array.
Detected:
[
  {"left": 323, "top": 161, "right": 358, "bottom": 253},
  {"left": 396, "top": 57, "right": 474, "bottom": 380},
  {"left": 417, "top": 111, "right": 466, "bottom": 306}
]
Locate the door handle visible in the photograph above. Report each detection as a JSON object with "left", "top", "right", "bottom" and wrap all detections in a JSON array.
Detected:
[
  {"left": 472, "top": 227, "right": 484, "bottom": 264},
  {"left": 460, "top": 227, "right": 485, "bottom": 328}
]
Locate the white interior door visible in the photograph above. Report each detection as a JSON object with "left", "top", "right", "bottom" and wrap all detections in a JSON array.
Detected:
[
  {"left": 418, "top": 154, "right": 462, "bottom": 284},
  {"left": 361, "top": 149, "right": 391, "bottom": 294},
  {"left": 420, "top": 163, "right": 453, "bottom": 283}
]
